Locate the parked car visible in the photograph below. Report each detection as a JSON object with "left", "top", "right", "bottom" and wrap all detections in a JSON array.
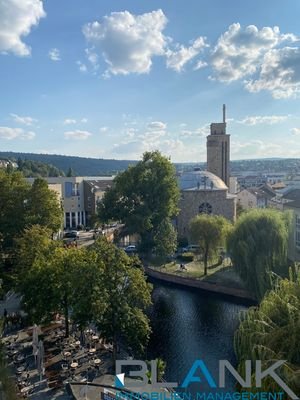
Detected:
[
  {"left": 124, "top": 245, "right": 137, "bottom": 254},
  {"left": 64, "top": 230, "right": 79, "bottom": 240},
  {"left": 182, "top": 244, "right": 200, "bottom": 253}
]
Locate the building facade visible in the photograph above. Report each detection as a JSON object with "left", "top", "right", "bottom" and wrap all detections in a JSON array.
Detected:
[
  {"left": 84, "top": 179, "right": 113, "bottom": 226},
  {"left": 237, "top": 186, "right": 275, "bottom": 210},
  {"left": 27, "top": 176, "right": 113, "bottom": 229},
  {"left": 207, "top": 104, "right": 230, "bottom": 186},
  {"left": 176, "top": 170, "right": 236, "bottom": 238}
]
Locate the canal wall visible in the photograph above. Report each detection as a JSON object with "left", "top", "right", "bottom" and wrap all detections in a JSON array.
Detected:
[{"left": 144, "top": 266, "right": 257, "bottom": 304}]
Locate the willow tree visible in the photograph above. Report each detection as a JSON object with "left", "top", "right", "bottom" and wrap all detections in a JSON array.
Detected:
[
  {"left": 234, "top": 274, "right": 300, "bottom": 396},
  {"left": 228, "top": 209, "right": 290, "bottom": 300},
  {"left": 189, "top": 214, "right": 231, "bottom": 275}
]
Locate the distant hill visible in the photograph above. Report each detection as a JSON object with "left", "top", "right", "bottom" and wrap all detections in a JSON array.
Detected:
[
  {"left": 0, "top": 152, "right": 136, "bottom": 176},
  {"left": 0, "top": 151, "right": 299, "bottom": 176}
]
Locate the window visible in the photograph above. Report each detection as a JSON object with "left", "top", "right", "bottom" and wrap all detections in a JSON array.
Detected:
[
  {"left": 65, "top": 212, "right": 70, "bottom": 229},
  {"left": 65, "top": 182, "right": 80, "bottom": 198},
  {"left": 199, "top": 202, "right": 212, "bottom": 215},
  {"left": 72, "top": 212, "right": 76, "bottom": 228}
]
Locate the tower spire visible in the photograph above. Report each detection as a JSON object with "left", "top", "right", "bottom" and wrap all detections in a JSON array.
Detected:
[{"left": 223, "top": 104, "right": 226, "bottom": 123}]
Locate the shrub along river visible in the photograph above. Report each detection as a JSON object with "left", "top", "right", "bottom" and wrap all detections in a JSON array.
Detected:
[{"left": 147, "top": 282, "right": 248, "bottom": 395}]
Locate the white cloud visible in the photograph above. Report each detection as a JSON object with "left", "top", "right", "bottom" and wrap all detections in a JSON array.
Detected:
[
  {"left": 48, "top": 48, "right": 61, "bottom": 61},
  {"left": 21, "top": 131, "right": 36, "bottom": 140},
  {"left": 291, "top": 128, "right": 300, "bottom": 135},
  {"left": 0, "top": 126, "right": 35, "bottom": 140},
  {"left": 0, "top": 0, "right": 45, "bottom": 56},
  {"left": 100, "top": 126, "right": 108, "bottom": 132},
  {"left": 245, "top": 47, "right": 300, "bottom": 98},
  {"left": 237, "top": 115, "right": 289, "bottom": 125},
  {"left": 193, "top": 60, "right": 208, "bottom": 70},
  {"left": 195, "top": 123, "right": 210, "bottom": 137},
  {"left": 147, "top": 121, "right": 167, "bottom": 130},
  {"left": 10, "top": 113, "right": 37, "bottom": 126},
  {"left": 81, "top": 118, "right": 88, "bottom": 123},
  {"left": 64, "top": 130, "right": 92, "bottom": 140},
  {"left": 211, "top": 23, "right": 298, "bottom": 82},
  {"left": 82, "top": 9, "right": 168, "bottom": 76},
  {"left": 63, "top": 118, "right": 77, "bottom": 125},
  {"left": 76, "top": 60, "right": 87, "bottom": 72},
  {"left": 179, "top": 123, "right": 210, "bottom": 138},
  {"left": 231, "top": 139, "right": 282, "bottom": 158},
  {"left": 166, "top": 36, "right": 208, "bottom": 72}
]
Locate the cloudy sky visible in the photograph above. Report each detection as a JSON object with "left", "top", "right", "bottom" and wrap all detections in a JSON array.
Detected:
[{"left": 1, "top": 0, "right": 300, "bottom": 162}]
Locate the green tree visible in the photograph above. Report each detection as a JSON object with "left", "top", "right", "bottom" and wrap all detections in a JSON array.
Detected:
[
  {"left": 21, "top": 247, "right": 105, "bottom": 337},
  {"left": 189, "top": 214, "right": 231, "bottom": 276},
  {"left": 66, "top": 167, "right": 74, "bottom": 177},
  {"left": 153, "top": 218, "right": 177, "bottom": 259},
  {"left": 15, "top": 225, "right": 58, "bottom": 278},
  {"left": 99, "top": 151, "right": 180, "bottom": 252},
  {"left": 0, "top": 170, "right": 30, "bottom": 248},
  {"left": 235, "top": 275, "right": 300, "bottom": 396},
  {"left": 25, "top": 178, "right": 63, "bottom": 233},
  {"left": 228, "top": 209, "right": 290, "bottom": 300},
  {"left": 92, "top": 237, "right": 152, "bottom": 363}
]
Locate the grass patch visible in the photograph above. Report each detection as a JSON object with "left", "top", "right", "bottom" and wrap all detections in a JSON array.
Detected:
[{"left": 150, "top": 259, "right": 247, "bottom": 290}]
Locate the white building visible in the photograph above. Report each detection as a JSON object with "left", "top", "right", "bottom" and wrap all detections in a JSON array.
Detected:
[{"left": 27, "top": 176, "right": 114, "bottom": 229}]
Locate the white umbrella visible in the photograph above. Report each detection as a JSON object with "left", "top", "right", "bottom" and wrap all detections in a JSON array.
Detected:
[
  {"left": 37, "top": 340, "right": 44, "bottom": 381},
  {"left": 32, "top": 324, "right": 39, "bottom": 363}
]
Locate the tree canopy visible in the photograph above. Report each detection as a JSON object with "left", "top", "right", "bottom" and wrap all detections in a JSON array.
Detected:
[
  {"left": 235, "top": 273, "right": 300, "bottom": 396},
  {"left": 17, "top": 158, "right": 64, "bottom": 177},
  {"left": 228, "top": 209, "right": 290, "bottom": 300},
  {"left": 20, "top": 236, "right": 152, "bottom": 357},
  {"left": 0, "top": 171, "right": 63, "bottom": 249},
  {"left": 25, "top": 178, "right": 62, "bottom": 232},
  {"left": 153, "top": 218, "right": 177, "bottom": 259},
  {"left": 189, "top": 214, "right": 231, "bottom": 275},
  {"left": 98, "top": 151, "right": 180, "bottom": 251},
  {"left": 21, "top": 246, "right": 105, "bottom": 337},
  {"left": 91, "top": 238, "right": 152, "bottom": 361}
]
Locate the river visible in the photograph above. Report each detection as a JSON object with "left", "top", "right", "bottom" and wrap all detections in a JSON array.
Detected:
[{"left": 147, "top": 282, "right": 248, "bottom": 395}]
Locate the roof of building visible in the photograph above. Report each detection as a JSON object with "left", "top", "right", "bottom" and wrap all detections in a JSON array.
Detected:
[
  {"left": 282, "top": 188, "right": 300, "bottom": 209},
  {"left": 282, "top": 188, "right": 300, "bottom": 201},
  {"left": 179, "top": 169, "right": 228, "bottom": 191},
  {"left": 84, "top": 179, "right": 113, "bottom": 192},
  {"left": 240, "top": 185, "right": 275, "bottom": 199}
]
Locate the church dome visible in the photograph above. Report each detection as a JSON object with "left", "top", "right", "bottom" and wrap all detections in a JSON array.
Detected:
[{"left": 179, "top": 169, "right": 228, "bottom": 191}]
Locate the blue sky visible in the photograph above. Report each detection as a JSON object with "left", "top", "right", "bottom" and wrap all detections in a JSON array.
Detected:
[{"left": 1, "top": 0, "right": 300, "bottom": 162}]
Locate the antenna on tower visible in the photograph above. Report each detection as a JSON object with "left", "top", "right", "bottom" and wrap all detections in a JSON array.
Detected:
[{"left": 223, "top": 104, "right": 226, "bottom": 123}]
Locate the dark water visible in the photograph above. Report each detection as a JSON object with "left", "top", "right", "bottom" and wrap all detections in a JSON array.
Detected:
[{"left": 147, "top": 282, "right": 248, "bottom": 395}]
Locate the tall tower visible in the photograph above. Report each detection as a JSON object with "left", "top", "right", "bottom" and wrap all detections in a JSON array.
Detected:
[{"left": 206, "top": 104, "right": 230, "bottom": 186}]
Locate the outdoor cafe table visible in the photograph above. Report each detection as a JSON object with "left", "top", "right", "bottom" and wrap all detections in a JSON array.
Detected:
[
  {"left": 92, "top": 335, "right": 99, "bottom": 341},
  {"left": 93, "top": 359, "right": 101, "bottom": 365},
  {"left": 20, "top": 386, "right": 32, "bottom": 394},
  {"left": 89, "top": 348, "right": 96, "bottom": 354},
  {"left": 75, "top": 341, "right": 81, "bottom": 346},
  {"left": 63, "top": 351, "right": 72, "bottom": 357},
  {"left": 71, "top": 362, "right": 78, "bottom": 369}
]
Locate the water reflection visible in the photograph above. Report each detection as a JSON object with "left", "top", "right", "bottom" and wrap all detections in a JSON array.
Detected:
[{"left": 147, "top": 283, "right": 248, "bottom": 394}]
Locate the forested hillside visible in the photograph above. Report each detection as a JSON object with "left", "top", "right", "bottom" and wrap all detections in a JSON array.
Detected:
[{"left": 0, "top": 152, "right": 136, "bottom": 176}]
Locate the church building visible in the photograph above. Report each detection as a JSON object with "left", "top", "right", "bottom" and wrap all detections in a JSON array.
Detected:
[{"left": 176, "top": 105, "right": 236, "bottom": 239}]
